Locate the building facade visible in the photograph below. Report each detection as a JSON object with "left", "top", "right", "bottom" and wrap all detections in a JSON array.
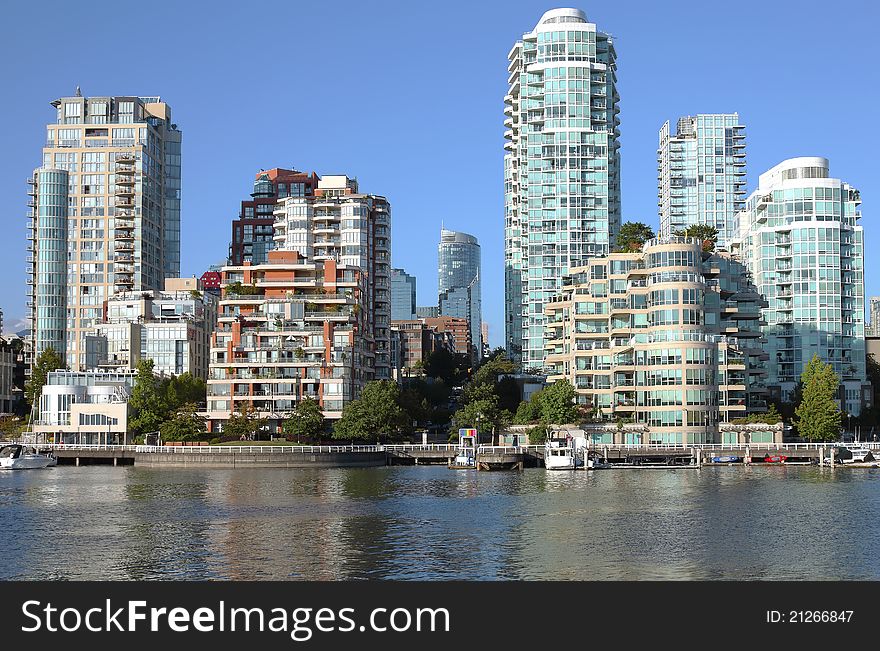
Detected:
[
  {"left": 83, "top": 279, "right": 216, "bottom": 380},
  {"left": 229, "top": 168, "right": 320, "bottom": 266},
  {"left": 867, "top": 297, "right": 880, "bottom": 337},
  {"left": 545, "top": 236, "right": 768, "bottom": 444},
  {"left": 205, "top": 175, "right": 391, "bottom": 430},
  {"left": 657, "top": 114, "right": 746, "bottom": 247},
  {"left": 391, "top": 268, "right": 417, "bottom": 320},
  {"left": 390, "top": 319, "right": 455, "bottom": 379},
  {"left": 504, "top": 7, "right": 621, "bottom": 369},
  {"left": 28, "top": 92, "right": 182, "bottom": 370},
  {"left": 32, "top": 369, "right": 135, "bottom": 444},
  {"left": 438, "top": 229, "right": 481, "bottom": 362},
  {"left": 736, "top": 157, "right": 869, "bottom": 415}
]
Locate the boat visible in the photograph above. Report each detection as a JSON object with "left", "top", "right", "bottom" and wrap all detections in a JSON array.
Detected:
[
  {"left": 0, "top": 444, "right": 57, "bottom": 470},
  {"left": 763, "top": 454, "right": 787, "bottom": 464},
  {"left": 710, "top": 455, "right": 741, "bottom": 464},
  {"left": 544, "top": 439, "right": 576, "bottom": 470},
  {"left": 837, "top": 445, "right": 875, "bottom": 464}
]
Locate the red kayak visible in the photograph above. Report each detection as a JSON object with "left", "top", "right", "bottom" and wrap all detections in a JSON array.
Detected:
[{"left": 763, "top": 454, "right": 787, "bottom": 464}]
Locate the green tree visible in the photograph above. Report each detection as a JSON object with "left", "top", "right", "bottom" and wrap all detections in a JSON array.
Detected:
[
  {"left": 282, "top": 397, "right": 325, "bottom": 442},
  {"left": 160, "top": 403, "right": 207, "bottom": 442},
  {"left": 223, "top": 404, "right": 268, "bottom": 440},
  {"left": 673, "top": 224, "right": 719, "bottom": 252},
  {"left": 332, "top": 380, "right": 407, "bottom": 441},
  {"left": 164, "top": 372, "right": 207, "bottom": 411},
  {"left": 731, "top": 403, "right": 784, "bottom": 425},
  {"left": 793, "top": 354, "right": 842, "bottom": 442},
  {"left": 513, "top": 390, "right": 543, "bottom": 424},
  {"left": 25, "top": 347, "right": 67, "bottom": 410},
  {"left": 0, "top": 415, "right": 28, "bottom": 440},
  {"left": 615, "top": 221, "right": 655, "bottom": 252},
  {"left": 128, "top": 359, "right": 168, "bottom": 436},
  {"left": 538, "top": 379, "right": 579, "bottom": 424},
  {"left": 423, "top": 349, "right": 470, "bottom": 386},
  {"left": 451, "top": 382, "right": 511, "bottom": 443}
]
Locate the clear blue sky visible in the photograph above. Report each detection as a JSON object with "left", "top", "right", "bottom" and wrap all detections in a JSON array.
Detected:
[{"left": 1, "top": 0, "right": 878, "bottom": 347}]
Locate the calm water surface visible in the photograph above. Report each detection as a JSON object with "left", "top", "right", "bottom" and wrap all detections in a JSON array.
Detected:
[{"left": 1, "top": 465, "right": 879, "bottom": 580}]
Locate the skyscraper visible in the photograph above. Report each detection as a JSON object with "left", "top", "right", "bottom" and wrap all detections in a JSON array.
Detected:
[
  {"left": 737, "top": 157, "right": 869, "bottom": 415},
  {"left": 27, "top": 92, "right": 182, "bottom": 369},
  {"left": 658, "top": 114, "right": 746, "bottom": 247},
  {"left": 229, "top": 168, "right": 320, "bottom": 266},
  {"left": 438, "top": 229, "right": 481, "bottom": 361},
  {"left": 390, "top": 268, "right": 417, "bottom": 320},
  {"left": 504, "top": 7, "right": 621, "bottom": 369}
]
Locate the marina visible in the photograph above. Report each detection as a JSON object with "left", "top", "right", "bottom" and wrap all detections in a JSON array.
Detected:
[{"left": 5, "top": 441, "right": 879, "bottom": 471}]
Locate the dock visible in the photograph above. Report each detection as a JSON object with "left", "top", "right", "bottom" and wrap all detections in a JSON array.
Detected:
[{"left": 17, "top": 442, "right": 880, "bottom": 470}]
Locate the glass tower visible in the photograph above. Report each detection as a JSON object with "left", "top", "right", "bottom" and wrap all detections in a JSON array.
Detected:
[
  {"left": 27, "top": 93, "right": 182, "bottom": 370},
  {"left": 390, "top": 268, "right": 417, "bottom": 321},
  {"left": 504, "top": 7, "right": 621, "bottom": 369},
  {"left": 438, "top": 229, "right": 481, "bottom": 361},
  {"left": 737, "top": 157, "right": 869, "bottom": 415},
  {"left": 657, "top": 114, "right": 746, "bottom": 247}
]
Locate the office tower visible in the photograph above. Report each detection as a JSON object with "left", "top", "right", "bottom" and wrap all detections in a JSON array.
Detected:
[
  {"left": 229, "top": 168, "right": 320, "bottom": 266},
  {"left": 27, "top": 92, "right": 182, "bottom": 370},
  {"left": 206, "top": 175, "right": 391, "bottom": 431},
  {"left": 545, "top": 235, "right": 768, "bottom": 444},
  {"left": 438, "top": 228, "right": 481, "bottom": 361},
  {"left": 391, "top": 268, "right": 417, "bottom": 320},
  {"left": 657, "top": 114, "right": 746, "bottom": 247},
  {"left": 84, "top": 278, "right": 217, "bottom": 380},
  {"left": 416, "top": 306, "right": 439, "bottom": 319},
  {"left": 505, "top": 8, "right": 621, "bottom": 369},
  {"left": 737, "top": 157, "right": 869, "bottom": 415}
]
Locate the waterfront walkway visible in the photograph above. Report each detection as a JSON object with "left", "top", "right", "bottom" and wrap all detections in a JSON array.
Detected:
[{"left": 14, "top": 442, "right": 879, "bottom": 469}]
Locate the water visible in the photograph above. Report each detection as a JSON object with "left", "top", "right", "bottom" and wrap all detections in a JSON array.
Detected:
[{"left": 2, "top": 465, "right": 879, "bottom": 580}]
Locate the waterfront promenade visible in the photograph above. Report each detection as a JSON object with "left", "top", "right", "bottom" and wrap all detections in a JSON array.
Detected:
[{"left": 12, "top": 441, "right": 880, "bottom": 469}]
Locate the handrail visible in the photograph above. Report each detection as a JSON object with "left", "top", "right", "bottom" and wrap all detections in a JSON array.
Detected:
[{"left": 27, "top": 442, "right": 880, "bottom": 454}]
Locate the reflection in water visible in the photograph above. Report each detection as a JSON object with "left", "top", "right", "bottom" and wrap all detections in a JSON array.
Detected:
[{"left": 1, "top": 465, "right": 879, "bottom": 580}]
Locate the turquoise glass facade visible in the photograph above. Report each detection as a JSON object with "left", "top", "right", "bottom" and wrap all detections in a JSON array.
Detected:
[{"left": 505, "top": 8, "right": 621, "bottom": 370}]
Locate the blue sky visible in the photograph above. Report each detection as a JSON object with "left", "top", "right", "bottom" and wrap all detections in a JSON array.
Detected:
[{"left": 1, "top": 0, "right": 878, "bottom": 347}]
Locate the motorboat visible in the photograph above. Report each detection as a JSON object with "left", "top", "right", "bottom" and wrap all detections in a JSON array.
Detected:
[
  {"left": 711, "top": 455, "right": 741, "bottom": 464},
  {"left": 0, "top": 444, "right": 57, "bottom": 470},
  {"left": 836, "top": 445, "right": 875, "bottom": 464},
  {"left": 763, "top": 454, "right": 787, "bottom": 464},
  {"left": 544, "top": 439, "right": 576, "bottom": 470}
]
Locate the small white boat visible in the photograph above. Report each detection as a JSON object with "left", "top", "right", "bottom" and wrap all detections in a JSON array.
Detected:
[
  {"left": 837, "top": 445, "right": 874, "bottom": 464},
  {"left": 545, "top": 440, "right": 576, "bottom": 470},
  {"left": 0, "top": 444, "right": 57, "bottom": 470}
]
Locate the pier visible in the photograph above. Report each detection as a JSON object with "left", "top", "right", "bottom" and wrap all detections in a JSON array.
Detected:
[{"left": 16, "top": 442, "right": 880, "bottom": 470}]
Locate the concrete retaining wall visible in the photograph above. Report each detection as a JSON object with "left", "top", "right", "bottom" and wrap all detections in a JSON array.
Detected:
[{"left": 133, "top": 452, "right": 388, "bottom": 469}]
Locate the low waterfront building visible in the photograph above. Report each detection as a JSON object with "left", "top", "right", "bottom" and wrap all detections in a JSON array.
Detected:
[
  {"left": 544, "top": 236, "right": 768, "bottom": 444},
  {"left": 83, "top": 279, "right": 217, "bottom": 380},
  {"left": 32, "top": 369, "right": 135, "bottom": 444},
  {"left": 205, "top": 174, "right": 391, "bottom": 431}
]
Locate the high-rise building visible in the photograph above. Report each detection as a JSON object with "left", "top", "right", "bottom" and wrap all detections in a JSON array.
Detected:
[
  {"left": 867, "top": 297, "right": 880, "bottom": 337},
  {"left": 438, "top": 229, "right": 481, "bottom": 361},
  {"left": 736, "top": 157, "right": 869, "bottom": 415},
  {"left": 206, "top": 175, "right": 391, "bottom": 431},
  {"left": 545, "top": 236, "right": 768, "bottom": 444},
  {"left": 504, "top": 8, "right": 621, "bottom": 369},
  {"left": 229, "top": 168, "right": 320, "bottom": 266},
  {"left": 657, "top": 114, "right": 746, "bottom": 247},
  {"left": 391, "top": 268, "right": 417, "bottom": 320},
  {"left": 416, "top": 306, "right": 439, "bottom": 319},
  {"left": 27, "top": 92, "right": 182, "bottom": 370}
]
